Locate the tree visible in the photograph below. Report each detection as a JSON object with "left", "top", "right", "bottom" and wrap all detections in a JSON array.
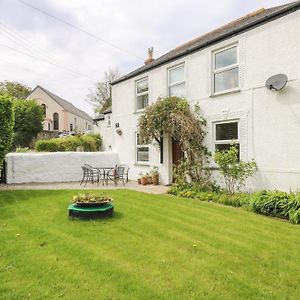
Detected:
[
  {"left": 0, "top": 81, "right": 32, "bottom": 99},
  {"left": 13, "top": 99, "right": 44, "bottom": 148},
  {"left": 87, "top": 68, "right": 121, "bottom": 113},
  {"left": 0, "top": 95, "right": 14, "bottom": 171}
]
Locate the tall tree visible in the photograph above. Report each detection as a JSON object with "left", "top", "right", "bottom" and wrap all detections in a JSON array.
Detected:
[
  {"left": 0, "top": 81, "right": 32, "bottom": 99},
  {"left": 87, "top": 68, "right": 121, "bottom": 113}
]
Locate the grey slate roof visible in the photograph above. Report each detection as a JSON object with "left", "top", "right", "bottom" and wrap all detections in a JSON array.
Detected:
[
  {"left": 112, "top": 1, "right": 300, "bottom": 85},
  {"left": 29, "top": 85, "right": 93, "bottom": 122}
]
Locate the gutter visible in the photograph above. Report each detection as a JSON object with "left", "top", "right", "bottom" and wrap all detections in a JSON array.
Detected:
[{"left": 112, "top": 1, "right": 300, "bottom": 85}]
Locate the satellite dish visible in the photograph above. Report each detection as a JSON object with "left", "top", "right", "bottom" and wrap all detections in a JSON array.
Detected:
[{"left": 265, "top": 74, "right": 288, "bottom": 91}]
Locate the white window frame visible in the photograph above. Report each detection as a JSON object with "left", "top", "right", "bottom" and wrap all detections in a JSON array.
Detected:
[
  {"left": 214, "top": 119, "right": 240, "bottom": 156},
  {"left": 167, "top": 63, "right": 185, "bottom": 97},
  {"left": 136, "top": 133, "right": 149, "bottom": 164},
  {"left": 212, "top": 44, "right": 239, "bottom": 95},
  {"left": 136, "top": 77, "right": 148, "bottom": 112}
]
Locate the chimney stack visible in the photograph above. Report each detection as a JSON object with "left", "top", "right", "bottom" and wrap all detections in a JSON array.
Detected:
[{"left": 144, "top": 47, "right": 154, "bottom": 65}]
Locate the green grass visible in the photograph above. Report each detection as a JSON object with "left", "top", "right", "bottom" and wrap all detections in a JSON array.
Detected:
[{"left": 0, "top": 190, "right": 299, "bottom": 300}]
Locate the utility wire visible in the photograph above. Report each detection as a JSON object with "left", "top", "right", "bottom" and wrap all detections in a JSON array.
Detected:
[
  {"left": 16, "top": 0, "right": 144, "bottom": 60},
  {"left": 0, "top": 22, "right": 96, "bottom": 81},
  {"left": 0, "top": 42, "right": 97, "bottom": 82}
]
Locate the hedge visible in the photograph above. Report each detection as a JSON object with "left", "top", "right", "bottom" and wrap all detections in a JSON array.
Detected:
[
  {"left": 0, "top": 95, "right": 14, "bottom": 171},
  {"left": 35, "top": 134, "right": 102, "bottom": 152}
]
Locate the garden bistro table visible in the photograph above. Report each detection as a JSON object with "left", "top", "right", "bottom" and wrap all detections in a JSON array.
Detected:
[{"left": 94, "top": 167, "right": 116, "bottom": 185}]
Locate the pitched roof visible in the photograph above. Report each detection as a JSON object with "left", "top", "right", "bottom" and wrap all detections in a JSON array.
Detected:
[
  {"left": 28, "top": 85, "right": 93, "bottom": 122},
  {"left": 112, "top": 1, "right": 300, "bottom": 85}
]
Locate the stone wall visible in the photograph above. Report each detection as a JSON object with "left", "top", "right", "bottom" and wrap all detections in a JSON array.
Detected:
[{"left": 5, "top": 152, "right": 119, "bottom": 184}]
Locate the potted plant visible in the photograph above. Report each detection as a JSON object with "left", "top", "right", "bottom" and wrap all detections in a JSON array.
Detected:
[
  {"left": 137, "top": 172, "right": 143, "bottom": 184},
  {"left": 146, "top": 172, "right": 153, "bottom": 184},
  {"left": 141, "top": 175, "right": 148, "bottom": 186},
  {"left": 151, "top": 166, "right": 159, "bottom": 185},
  {"left": 72, "top": 192, "right": 113, "bottom": 207}
]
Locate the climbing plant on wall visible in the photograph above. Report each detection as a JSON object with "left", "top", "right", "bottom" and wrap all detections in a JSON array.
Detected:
[{"left": 138, "top": 96, "right": 211, "bottom": 187}]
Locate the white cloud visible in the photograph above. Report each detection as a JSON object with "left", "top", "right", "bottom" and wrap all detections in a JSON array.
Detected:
[{"left": 0, "top": 0, "right": 291, "bottom": 115}]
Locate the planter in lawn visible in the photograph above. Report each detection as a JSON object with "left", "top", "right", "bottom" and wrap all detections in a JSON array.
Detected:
[{"left": 68, "top": 192, "right": 114, "bottom": 220}]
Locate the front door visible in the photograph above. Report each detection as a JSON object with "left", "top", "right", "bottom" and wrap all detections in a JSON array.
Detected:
[{"left": 172, "top": 139, "right": 184, "bottom": 166}]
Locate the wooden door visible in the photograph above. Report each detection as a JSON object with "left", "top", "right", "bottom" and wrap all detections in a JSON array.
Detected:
[{"left": 172, "top": 139, "right": 184, "bottom": 166}]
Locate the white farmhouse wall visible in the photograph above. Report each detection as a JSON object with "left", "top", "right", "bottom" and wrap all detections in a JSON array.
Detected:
[
  {"left": 110, "top": 10, "right": 300, "bottom": 191},
  {"left": 94, "top": 114, "right": 113, "bottom": 151},
  {"left": 5, "top": 152, "right": 119, "bottom": 184}
]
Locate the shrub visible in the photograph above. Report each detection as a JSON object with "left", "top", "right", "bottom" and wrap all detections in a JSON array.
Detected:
[
  {"left": 250, "top": 191, "right": 300, "bottom": 224},
  {"left": 168, "top": 185, "right": 300, "bottom": 224},
  {"left": 0, "top": 95, "right": 14, "bottom": 171},
  {"left": 15, "top": 147, "right": 30, "bottom": 153},
  {"left": 214, "top": 145, "right": 257, "bottom": 194},
  {"left": 35, "top": 134, "right": 102, "bottom": 152}
]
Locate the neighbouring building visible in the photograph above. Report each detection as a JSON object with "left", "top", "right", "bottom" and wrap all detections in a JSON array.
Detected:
[
  {"left": 103, "top": 1, "right": 300, "bottom": 191},
  {"left": 27, "top": 85, "right": 93, "bottom": 133}
]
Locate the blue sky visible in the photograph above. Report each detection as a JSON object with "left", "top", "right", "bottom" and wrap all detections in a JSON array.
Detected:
[{"left": 0, "top": 0, "right": 291, "bottom": 115}]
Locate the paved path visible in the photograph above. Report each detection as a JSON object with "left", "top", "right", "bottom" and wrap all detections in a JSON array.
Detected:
[{"left": 0, "top": 181, "right": 169, "bottom": 195}]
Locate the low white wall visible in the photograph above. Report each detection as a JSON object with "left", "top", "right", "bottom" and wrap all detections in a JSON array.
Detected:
[{"left": 5, "top": 152, "right": 119, "bottom": 184}]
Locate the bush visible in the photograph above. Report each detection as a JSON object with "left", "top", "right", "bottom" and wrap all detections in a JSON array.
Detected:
[
  {"left": 0, "top": 95, "right": 14, "bottom": 171},
  {"left": 214, "top": 145, "right": 257, "bottom": 194},
  {"left": 168, "top": 184, "right": 248, "bottom": 207},
  {"left": 35, "top": 134, "right": 102, "bottom": 152},
  {"left": 250, "top": 191, "right": 300, "bottom": 224}
]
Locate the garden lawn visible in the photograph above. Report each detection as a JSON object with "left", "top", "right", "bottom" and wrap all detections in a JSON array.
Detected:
[{"left": 0, "top": 190, "right": 300, "bottom": 300}]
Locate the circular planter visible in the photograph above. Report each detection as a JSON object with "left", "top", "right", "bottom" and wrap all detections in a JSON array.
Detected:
[{"left": 68, "top": 203, "right": 113, "bottom": 220}]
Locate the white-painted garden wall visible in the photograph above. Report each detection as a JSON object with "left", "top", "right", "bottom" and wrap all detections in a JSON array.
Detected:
[
  {"left": 106, "top": 10, "right": 300, "bottom": 190},
  {"left": 5, "top": 152, "right": 119, "bottom": 184}
]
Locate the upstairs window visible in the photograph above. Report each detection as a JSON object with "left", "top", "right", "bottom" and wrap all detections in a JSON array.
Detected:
[
  {"left": 168, "top": 64, "right": 185, "bottom": 97},
  {"left": 213, "top": 45, "right": 238, "bottom": 94},
  {"left": 214, "top": 120, "right": 240, "bottom": 159},
  {"left": 136, "top": 133, "right": 149, "bottom": 163},
  {"left": 136, "top": 78, "right": 148, "bottom": 111}
]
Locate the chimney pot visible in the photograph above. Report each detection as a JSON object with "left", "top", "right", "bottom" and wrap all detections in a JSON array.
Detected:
[{"left": 144, "top": 47, "right": 154, "bottom": 65}]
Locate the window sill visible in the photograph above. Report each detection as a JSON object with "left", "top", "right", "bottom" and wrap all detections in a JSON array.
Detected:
[
  {"left": 134, "top": 109, "right": 146, "bottom": 114},
  {"left": 210, "top": 88, "right": 240, "bottom": 98},
  {"left": 134, "top": 162, "right": 150, "bottom": 167}
]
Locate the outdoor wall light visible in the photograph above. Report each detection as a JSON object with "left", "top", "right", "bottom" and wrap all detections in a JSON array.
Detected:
[
  {"left": 115, "top": 123, "right": 120, "bottom": 128},
  {"left": 116, "top": 129, "right": 122, "bottom": 136}
]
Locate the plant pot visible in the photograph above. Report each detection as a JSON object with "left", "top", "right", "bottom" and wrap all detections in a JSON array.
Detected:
[
  {"left": 152, "top": 175, "right": 159, "bottom": 185},
  {"left": 147, "top": 176, "right": 153, "bottom": 184},
  {"left": 141, "top": 177, "right": 148, "bottom": 185},
  {"left": 137, "top": 178, "right": 141, "bottom": 184}
]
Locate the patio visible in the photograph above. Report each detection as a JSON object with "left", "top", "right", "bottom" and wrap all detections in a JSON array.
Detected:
[{"left": 0, "top": 181, "right": 168, "bottom": 194}]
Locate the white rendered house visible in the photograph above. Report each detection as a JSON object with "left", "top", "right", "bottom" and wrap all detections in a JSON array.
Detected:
[
  {"left": 27, "top": 85, "right": 93, "bottom": 133},
  {"left": 105, "top": 2, "right": 300, "bottom": 191}
]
